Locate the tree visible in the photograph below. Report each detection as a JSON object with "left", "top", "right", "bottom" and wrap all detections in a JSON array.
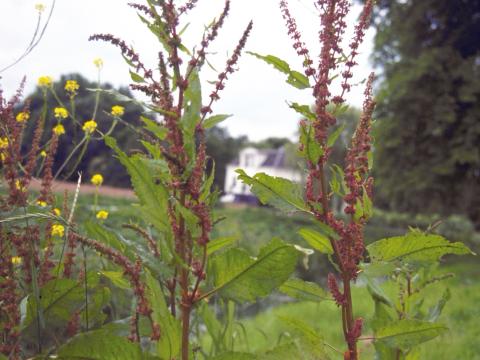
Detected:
[
  {"left": 21, "top": 73, "right": 143, "bottom": 187},
  {"left": 371, "top": 0, "right": 480, "bottom": 223}
]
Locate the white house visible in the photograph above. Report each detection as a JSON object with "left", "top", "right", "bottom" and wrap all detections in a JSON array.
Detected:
[{"left": 222, "top": 146, "right": 303, "bottom": 203}]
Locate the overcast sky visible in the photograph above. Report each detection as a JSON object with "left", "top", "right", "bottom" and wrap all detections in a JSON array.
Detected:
[{"left": 0, "top": 0, "right": 375, "bottom": 141}]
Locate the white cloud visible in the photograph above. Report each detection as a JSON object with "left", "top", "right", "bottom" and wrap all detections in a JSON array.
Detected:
[{"left": 0, "top": 0, "right": 375, "bottom": 141}]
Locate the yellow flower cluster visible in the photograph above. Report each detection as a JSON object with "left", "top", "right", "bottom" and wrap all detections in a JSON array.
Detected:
[
  {"left": 53, "top": 124, "right": 65, "bottom": 136},
  {"left": 38, "top": 76, "right": 53, "bottom": 87},
  {"left": 96, "top": 210, "right": 109, "bottom": 220},
  {"left": 35, "top": 3, "right": 45, "bottom": 12},
  {"left": 51, "top": 224, "right": 65, "bottom": 237},
  {"left": 37, "top": 200, "right": 47, "bottom": 207},
  {"left": 93, "top": 58, "right": 104, "bottom": 69},
  {"left": 91, "top": 173, "right": 103, "bottom": 186},
  {"left": 40, "top": 150, "right": 47, "bottom": 157},
  {"left": 82, "top": 120, "right": 97, "bottom": 134},
  {"left": 53, "top": 208, "right": 61, "bottom": 216},
  {"left": 54, "top": 107, "right": 68, "bottom": 119},
  {"left": 0, "top": 137, "right": 8, "bottom": 149},
  {"left": 11, "top": 256, "right": 22, "bottom": 265},
  {"left": 65, "top": 80, "right": 79, "bottom": 93},
  {"left": 16, "top": 111, "right": 30, "bottom": 122},
  {"left": 111, "top": 105, "right": 125, "bottom": 117},
  {"left": 15, "top": 180, "right": 26, "bottom": 192}
]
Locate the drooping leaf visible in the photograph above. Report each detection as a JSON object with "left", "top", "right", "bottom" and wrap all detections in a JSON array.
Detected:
[
  {"left": 207, "top": 236, "right": 238, "bottom": 256},
  {"left": 288, "top": 102, "right": 316, "bottom": 121},
  {"left": 247, "top": 52, "right": 310, "bottom": 89},
  {"left": 427, "top": 288, "right": 451, "bottom": 322},
  {"left": 204, "top": 114, "right": 232, "bottom": 129},
  {"left": 279, "top": 278, "right": 330, "bottom": 302},
  {"left": 209, "top": 238, "right": 300, "bottom": 302},
  {"left": 367, "top": 230, "right": 474, "bottom": 263},
  {"left": 375, "top": 319, "right": 448, "bottom": 351},
  {"left": 129, "top": 70, "right": 145, "bottom": 83},
  {"left": 298, "top": 228, "right": 333, "bottom": 254},
  {"left": 57, "top": 330, "right": 144, "bottom": 359},
  {"left": 236, "top": 170, "right": 308, "bottom": 213},
  {"left": 145, "top": 271, "right": 181, "bottom": 359}
]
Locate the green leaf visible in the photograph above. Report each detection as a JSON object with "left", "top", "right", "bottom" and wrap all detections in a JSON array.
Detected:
[
  {"left": 298, "top": 228, "right": 333, "bottom": 254},
  {"left": 209, "top": 238, "right": 299, "bottom": 302},
  {"left": 278, "top": 278, "right": 329, "bottom": 302},
  {"left": 145, "top": 271, "right": 181, "bottom": 359},
  {"left": 105, "top": 136, "right": 170, "bottom": 233},
  {"left": 375, "top": 319, "right": 448, "bottom": 351},
  {"left": 247, "top": 52, "right": 290, "bottom": 74},
  {"left": 367, "top": 230, "right": 475, "bottom": 263},
  {"left": 207, "top": 236, "right": 238, "bottom": 256},
  {"left": 100, "top": 271, "right": 131, "bottom": 290},
  {"left": 141, "top": 116, "right": 167, "bottom": 140},
  {"left": 327, "top": 124, "right": 345, "bottom": 147},
  {"left": 247, "top": 52, "right": 310, "bottom": 89},
  {"left": 299, "top": 123, "right": 324, "bottom": 164},
  {"left": 236, "top": 170, "right": 308, "bottom": 213},
  {"left": 85, "top": 220, "right": 125, "bottom": 252},
  {"left": 276, "top": 317, "right": 330, "bottom": 359},
  {"left": 181, "top": 68, "right": 202, "bottom": 158},
  {"left": 362, "top": 189, "right": 373, "bottom": 220},
  {"left": 427, "top": 288, "right": 451, "bottom": 322},
  {"left": 204, "top": 114, "right": 232, "bottom": 129},
  {"left": 286, "top": 70, "right": 310, "bottom": 89},
  {"left": 288, "top": 102, "right": 316, "bottom": 121},
  {"left": 57, "top": 330, "right": 144, "bottom": 359},
  {"left": 211, "top": 353, "right": 256, "bottom": 360},
  {"left": 366, "top": 278, "right": 393, "bottom": 307},
  {"left": 129, "top": 70, "right": 145, "bottom": 83}
]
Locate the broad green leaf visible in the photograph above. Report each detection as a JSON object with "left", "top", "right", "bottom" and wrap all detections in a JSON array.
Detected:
[
  {"left": 129, "top": 70, "right": 145, "bottom": 83},
  {"left": 85, "top": 220, "right": 125, "bottom": 252},
  {"left": 299, "top": 123, "right": 324, "bottom": 164},
  {"left": 199, "top": 303, "right": 224, "bottom": 352},
  {"left": 287, "top": 70, "right": 310, "bottom": 89},
  {"left": 209, "top": 238, "right": 299, "bottom": 302},
  {"left": 371, "top": 301, "right": 396, "bottom": 359},
  {"left": 57, "top": 330, "right": 143, "bottom": 359},
  {"left": 327, "top": 124, "right": 345, "bottom": 147},
  {"left": 145, "top": 271, "right": 181, "bottom": 359},
  {"left": 375, "top": 319, "right": 448, "bottom": 351},
  {"left": 367, "top": 230, "right": 475, "bottom": 263},
  {"left": 366, "top": 278, "right": 393, "bottom": 307},
  {"left": 247, "top": 52, "right": 310, "bottom": 90},
  {"left": 247, "top": 52, "right": 290, "bottom": 74},
  {"left": 279, "top": 278, "right": 329, "bottom": 302},
  {"left": 259, "top": 343, "right": 302, "bottom": 360},
  {"left": 236, "top": 170, "right": 308, "bottom": 213},
  {"left": 181, "top": 69, "right": 202, "bottom": 158},
  {"left": 204, "top": 114, "right": 232, "bottom": 129},
  {"left": 141, "top": 116, "right": 167, "bottom": 140},
  {"left": 298, "top": 228, "right": 333, "bottom": 254},
  {"left": 288, "top": 102, "right": 316, "bottom": 121},
  {"left": 24, "top": 273, "right": 100, "bottom": 329},
  {"left": 105, "top": 136, "right": 170, "bottom": 233},
  {"left": 100, "top": 271, "right": 130, "bottom": 290},
  {"left": 277, "top": 316, "right": 329, "bottom": 359},
  {"left": 207, "top": 236, "right": 238, "bottom": 256}
]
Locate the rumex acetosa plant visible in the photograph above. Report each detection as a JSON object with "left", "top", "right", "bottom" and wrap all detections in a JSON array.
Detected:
[{"left": 239, "top": 0, "right": 474, "bottom": 359}]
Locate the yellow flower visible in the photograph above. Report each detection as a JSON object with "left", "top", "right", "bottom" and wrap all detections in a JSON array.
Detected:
[
  {"left": 111, "top": 105, "right": 125, "bottom": 117},
  {"left": 37, "top": 200, "right": 47, "bottom": 207},
  {"left": 93, "top": 58, "right": 104, "bottom": 69},
  {"left": 40, "top": 150, "right": 47, "bottom": 157},
  {"left": 16, "top": 111, "right": 30, "bottom": 122},
  {"left": 53, "top": 124, "right": 65, "bottom": 136},
  {"left": 11, "top": 256, "right": 22, "bottom": 265},
  {"left": 38, "top": 76, "right": 53, "bottom": 87},
  {"left": 91, "top": 173, "right": 103, "bottom": 186},
  {"left": 0, "top": 153, "right": 5, "bottom": 162},
  {"left": 15, "top": 180, "right": 26, "bottom": 192},
  {"left": 53, "top": 208, "right": 61, "bottom": 216},
  {"left": 54, "top": 107, "right": 68, "bottom": 119},
  {"left": 51, "top": 224, "right": 65, "bottom": 237},
  {"left": 82, "top": 120, "right": 97, "bottom": 134},
  {"left": 96, "top": 210, "right": 109, "bottom": 220},
  {"left": 35, "top": 3, "right": 45, "bottom": 12},
  {"left": 65, "top": 80, "right": 79, "bottom": 93},
  {"left": 0, "top": 137, "right": 8, "bottom": 149}
]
